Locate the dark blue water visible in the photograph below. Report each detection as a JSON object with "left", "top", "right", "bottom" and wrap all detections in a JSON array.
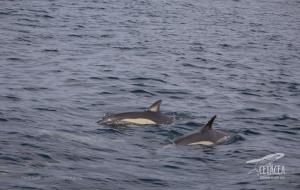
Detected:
[{"left": 1, "top": 0, "right": 300, "bottom": 189}]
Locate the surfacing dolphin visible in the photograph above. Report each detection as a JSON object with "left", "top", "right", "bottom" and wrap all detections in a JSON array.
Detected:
[
  {"left": 174, "top": 115, "right": 230, "bottom": 145},
  {"left": 98, "top": 100, "right": 174, "bottom": 125}
]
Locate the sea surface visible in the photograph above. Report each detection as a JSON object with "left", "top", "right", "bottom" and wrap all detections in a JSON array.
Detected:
[{"left": 0, "top": 0, "right": 300, "bottom": 189}]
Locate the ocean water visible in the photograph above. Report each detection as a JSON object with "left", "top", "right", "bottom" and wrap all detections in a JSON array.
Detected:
[{"left": 0, "top": 0, "right": 300, "bottom": 189}]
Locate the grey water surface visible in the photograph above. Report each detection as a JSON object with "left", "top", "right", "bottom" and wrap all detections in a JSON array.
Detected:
[{"left": 1, "top": 0, "right": 300, "bottom": 189}]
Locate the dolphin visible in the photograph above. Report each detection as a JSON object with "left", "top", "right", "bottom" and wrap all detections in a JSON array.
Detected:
[
  {"left": 174, "top": 115, "right": 230, "bottom": 145},
  {"left": 98, "top": 100, "right": 173, "bottom": 125}
]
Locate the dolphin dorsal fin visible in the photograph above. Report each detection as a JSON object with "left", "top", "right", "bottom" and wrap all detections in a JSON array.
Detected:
[
  {"left": 200, "top": 115, "right": 217, "bottom": 132},
  {"left": 147, "top": 100, "right": 161, "bottom": 112}
]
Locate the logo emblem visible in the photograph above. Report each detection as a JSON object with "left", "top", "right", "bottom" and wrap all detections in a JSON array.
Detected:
[{"left": 246, "top": 153, "right": 286, "bottom": 180}]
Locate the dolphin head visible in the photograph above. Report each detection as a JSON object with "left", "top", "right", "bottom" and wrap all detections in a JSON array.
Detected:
[{"left": 97, "top": 114, "right": 120, "bottom": 125}]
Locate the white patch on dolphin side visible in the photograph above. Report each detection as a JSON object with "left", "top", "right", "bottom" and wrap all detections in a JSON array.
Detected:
[
  {"left": 188, "top": 141, "right": 214, "bottom": 146},
  {"left": 121, "top": 118, "right": 156, "bottom": 125}
]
